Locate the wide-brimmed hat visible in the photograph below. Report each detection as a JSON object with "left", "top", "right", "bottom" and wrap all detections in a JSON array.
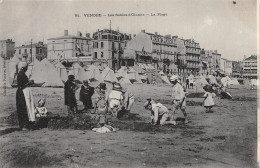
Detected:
[{"left": 113, "top": 83, "right": 122, "bottom": 91}]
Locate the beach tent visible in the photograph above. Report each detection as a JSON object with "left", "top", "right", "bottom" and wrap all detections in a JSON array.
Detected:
[
  {"left": 30, "top": 59, "right": 63, "bottom": 87},
  {"left": 72, "top": 63, "right": 82, "bottom": 77},
  {"left": 229, "top": 78, "right": 240, "bottom": 85},
  {"left": 132, "top": 64, "right": 145, "bottom": 74},
  {"left": 100, "top": 66, "right": 118, "bottom": 83},
  {"left": 207, "top": 75, "right": 217, "bottom": 84},
  {"left": 85, "top": 65, "right": 101, "bottom": 81},
  {"left": 77, "top": 67, "right": 90, "bottom": 82},
  {"left": 55, "top": 62, "right": 68, "bottom": 82},
  {"left": 250, "top": 79, "right": 258, "bottom": 86},
  {"left": 221, "top": 76, "right": 231, "bottom": 87},
  {"left": 115, "top": 68, "right": 128, "bottom": 79},
  {"left": 194, "top": 75, "right": 208, "bottom": 86},
  {"left": 127, "top": 68, "right": 142, "bottom": 84},
  {"left": 119, "top": 73, "right": 132, "bottom": 85},
  {"left": 159, "top": 71, "right": 171, "bottom": 84}
]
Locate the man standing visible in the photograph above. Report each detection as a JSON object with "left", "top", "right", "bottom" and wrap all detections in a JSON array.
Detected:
[
  {"left": 64, "top": 75, "right": 79, "bottom": 115},
  {"left": 170, "top": 75, "right": 188, "bottom": 125},
  {"left": 79, "top": 80, "right": 94, "bottom": 111}
]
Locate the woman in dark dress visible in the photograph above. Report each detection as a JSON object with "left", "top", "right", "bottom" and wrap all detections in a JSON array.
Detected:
[
  {"left": 79, "top": 80, "right": 94, "bottom": 111},
  {"left": 16, "top": 62, "right": 34, "bottom": 130}
]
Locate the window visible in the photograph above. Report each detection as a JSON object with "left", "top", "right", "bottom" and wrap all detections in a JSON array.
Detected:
[
  {"left": 101, "top": 52, "right": 103, "bottom": 58},
  {"left": 39, "top": 48, "right": 42, "bottom": 54},
  {"left": 101, "top": 42, "right": 104, "bottom": 48},
  {"left": 30, "top": 49, "right": 32, "bottom": 54},
  {"left": 81, "top": 43, "right": 83, "bottom": 51},
  {"left": 94, "top": 52, "right": 97, "bottom": 59},
  {"left": 19, "top": 49, "right": 21, "bottom": 54},
  {"left": 36, "top": 48, "right": 39, "bottom": 54},
  {"left": 24, "top": 49, "right": 27, "bottom": 53}
]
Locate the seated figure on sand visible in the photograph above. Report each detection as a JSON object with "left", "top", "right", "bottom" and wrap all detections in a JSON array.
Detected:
[
  {"left": 144, "top": 99, "right": 175, "bottom": 125},
  {"left": 34, "top": 98, "right": 49, "bottom": 128}
]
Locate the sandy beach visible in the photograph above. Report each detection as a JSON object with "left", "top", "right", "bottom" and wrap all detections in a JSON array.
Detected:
[{"left": 0, "top": 83, "right": 257, "bottom": 168}]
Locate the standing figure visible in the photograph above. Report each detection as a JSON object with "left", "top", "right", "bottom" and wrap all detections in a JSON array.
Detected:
[
  {"left": 79, "top": 80, "right": 94, "bottom": 111},
  {"left": 16, "top": 62, "right": 35, "bottom": 130},
  {"left": 202, "top": 85, "right": 216, "bottom": 113},
  {"left": 188, "top": 74, "right": 194, "bottom": 89},
  {"left": 170, "top": 75, "right": 188, "bottom": 125},
  {"left": 122, "top": 88, "right": 134, "bottom": 114},
  {"left": 185, "top": 74, "right": 189, "bottom": 89},
  {"left": 108, "top": 83, "right": 124, "bottom": 118},
  {"left": 64, "top": 75, "right": 79, "bottom": 115},
  {"left": 94, "top": 83, "right": 111, "bottom": 125}
]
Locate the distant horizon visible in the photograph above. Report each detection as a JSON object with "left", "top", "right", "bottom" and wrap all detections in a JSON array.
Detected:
[{"left": 0, "top": 0, "right": 257, "bottom": 61}]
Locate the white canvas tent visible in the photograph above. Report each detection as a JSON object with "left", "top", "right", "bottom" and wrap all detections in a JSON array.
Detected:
[
  {"left": 221, "top": 76, "right": 231, "bottom": 87},
  {"left": 30, "top": 59, "right": 64, "bottom": 87},
  {"left": 207, "top": 75, "right": 217, "bottom": 84},
  {"left": 119, "top": 73, "right": 132, "bottom": 84},
  {"left": 194, "top": 75, "right": 208, "bottom": 86},
  {"left": 127, "top": 68, "right": 142, "bottom": 84},
  {"left": 85, "top": 65, "right": 101, "bottom": 81},
  {"left": 100, "top": 66, "right": 118, "bottom": 83},
  {"left": 229, "top": 78, "right": 240, "bottom": 85},
  {"left": 159, "top": 71, "right": 171, "bottom": 84},
  {"left": 77, "top": 67, "right": 90, "bottom": 82},
  {"left": 72, "top": 63, "right": 82, "bottom": 77}
]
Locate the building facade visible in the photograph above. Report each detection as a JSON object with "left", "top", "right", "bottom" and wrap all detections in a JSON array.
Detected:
[
  {"left": 15, "top": 41, "right": 47, "bottom": 62},
  {"left": 200, "top": 48, "right": 208, "bottom": 74},
  {"left": 205, "top": 50, "right": 221, "bottom": 74},
  {"left": 124, "top": 30, "right": 179, "bottom": 74},
  {"left": 182, "top": 39, "right": 201, "bottom": 74},
  {"left": 242, "top": 55, "right": 257, "bottom": 79},
  {"left": 92, "top": 29, "right": 131, "bottom": 70},
  {"left": 220, "top": 58, "right": 232, "bottom": 76},
  {"left": 47, "top": 30, "right": 93, "bottom": 62},
  {"left": 0, "top": 39, "right": 15, "bottom": 59}
]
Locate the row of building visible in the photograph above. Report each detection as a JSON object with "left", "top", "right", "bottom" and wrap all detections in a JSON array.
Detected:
[{"left": 0, "top": 29, "right": 257, "bottom": 78}]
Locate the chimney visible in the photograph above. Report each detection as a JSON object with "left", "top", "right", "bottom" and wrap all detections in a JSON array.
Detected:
[
  {"left": 155, "top": 32, "right": 158, "bottom": 35},
  {"left": 133, "top": 34, "right": 136, "bottom": 37},
  {"left": 172, "top": 36, "right": 178, "bottom": 39},
  {"left": 64, "top": 30, "right": 68, "bottom": 36},
  {"left": 129, "top": 34, "right": 132, "bottom": 39},
  {"left": 214, "top": 50, "right": 217, "bottom": 53},
  {"left": 77, "top": 31, "right": 82, "bottom": 37},
  {"left": 86, "top": 33, "right": 90, "bottom": 38},
  {"left": 141, "top": 29, "right": 145, "bottom": 33}
]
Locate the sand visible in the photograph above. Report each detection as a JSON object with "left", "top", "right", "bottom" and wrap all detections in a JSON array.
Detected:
[{"left": 0, "top": 83, "right": 257, "bottom": 168}]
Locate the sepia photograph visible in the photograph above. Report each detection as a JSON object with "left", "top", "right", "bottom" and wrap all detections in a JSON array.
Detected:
[{"left": 0, "top": 0, "right": 258, "bottom": 167}]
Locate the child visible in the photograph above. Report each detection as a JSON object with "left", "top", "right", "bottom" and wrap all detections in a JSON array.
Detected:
[
  {"left": 94, "top": 83, "right": 111, "bottom": 126},
  {"left": 202, "top": 85, "right": 216, "bottom": 113},
  {"left": 144, "top": 99, "right": 175, "bottom": 125},
  {"left": 35, "top": 99, "right": 48, "bottom": 128},
  {"left": 35, "top": 99, "right": 47, "bottom": 117}
]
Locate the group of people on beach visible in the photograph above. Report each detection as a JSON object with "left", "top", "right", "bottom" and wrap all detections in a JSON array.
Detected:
[
  {"left": 16, "top": 60, "right": 220, "bottom": 131},
  {"left": 64, "top": 74, "right": 135, "bottom": 127}
]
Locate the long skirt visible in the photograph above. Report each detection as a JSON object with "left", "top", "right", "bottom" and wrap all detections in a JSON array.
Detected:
[{"left": 16, "top": 88, "right": 29, "bottom": 129}]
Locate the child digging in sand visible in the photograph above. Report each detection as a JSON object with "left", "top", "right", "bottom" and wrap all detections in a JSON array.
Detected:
[{"left": 202, "top": 85, "right": 216, "bottom": 113}]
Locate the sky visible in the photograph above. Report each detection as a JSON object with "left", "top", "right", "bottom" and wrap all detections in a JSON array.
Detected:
[{"left": 0, "top": 0, "right": 257, "bottom": 61}]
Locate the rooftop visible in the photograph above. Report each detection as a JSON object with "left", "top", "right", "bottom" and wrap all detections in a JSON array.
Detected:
[
  {"left": 244, "top": 55, "right": 257, "bottom": 61},
  {"left": 48, "top": 35, "right": 92, "bottom": 41},
  {"left": 16, "top": 42, "right": 47, "bottom": 49}
]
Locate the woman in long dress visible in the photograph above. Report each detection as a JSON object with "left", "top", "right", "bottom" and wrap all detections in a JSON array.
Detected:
[{"left": 16, "top": 62, "right": 34, "bottom": 130}]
